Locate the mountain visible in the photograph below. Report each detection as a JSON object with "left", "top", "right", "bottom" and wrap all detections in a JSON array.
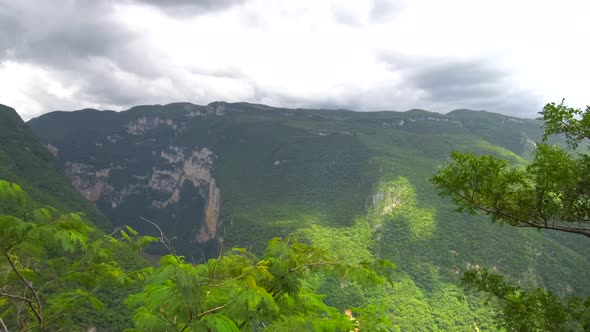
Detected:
[
  {"left": 0, "top": 104, "right": 109, "bottom": 228},
  {"left": 25, "top": 101, "right": 590, "bottom": 330}
]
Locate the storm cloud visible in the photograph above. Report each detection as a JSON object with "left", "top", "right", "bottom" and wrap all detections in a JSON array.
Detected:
[
  {"left": 0, "top": 2, "right": 130, "bottom": 64},
  {"left": 134, "top": 0, "right": 247, "bottom": 16},
  {"left": 405, "top": 59, "right": 539, "bottom": 115},
  {"left": 0, "top": 0, "right": 586, "bottom": 120}
]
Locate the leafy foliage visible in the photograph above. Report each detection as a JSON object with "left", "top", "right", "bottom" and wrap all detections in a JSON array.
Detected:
[
  {"left": 463, "top": 268, "right": 590, "bottom": 331},
  {"left": 0, "top": 179, "right": 156, "bottom": 331},
  {"left": 127, "top": 237, "right": 394, "bottom": 331},
  {"left": 540, "top": 100, "right": 590, "bottom": 149},
  {"left": 0, "top": 104, "right": 110, "bottom": 229},
  {"left": 432, "top": 101, "right": 590, "bottom": 330},
  {"left": 431, "top": 102, "right": 590, "bottom": 237}
]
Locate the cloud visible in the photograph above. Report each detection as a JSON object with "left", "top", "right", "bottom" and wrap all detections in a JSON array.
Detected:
[
  {"left": 411, "top": 60, "right": 506, "bottom": 100},
  {"left": 133, "top": 0, "right": 247, "bottom": 16},
  {"left": 375, "top": 53, "right": 542, "bottom": 115},
  {"left": 3, "top": 0, "right": 586, "bottom": 120},
  {"left": 0, "top": 2, "right": 128, "bottom": 64},
  {"left": 369, "top": 0, "right": 406, "bottom": 22},
  {"left": 330, "top": 0, "right": 407, "bottom": 26},
  {"left": 0, "top": 1, "right": 160, "bottom": 117},
  {"left": 408, "top": 60, "right": 542, "bottom": 115}
]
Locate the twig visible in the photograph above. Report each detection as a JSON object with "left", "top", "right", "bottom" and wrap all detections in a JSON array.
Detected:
[
  {"left": 25, "top": 285, "right": 103, "bottom": 332},
  {"left": 3, "top": 251, "right": 43, "bottom": 328},
  {"left": 200, "top": 250, "right": 206, "bottom": 264},
  {"left": 289, "top": 261, "right": 338, "bottom": 273},
  {"left": 139, "top": 216, "right": 176, "bottom": 256},
  {"left": 179, "top": 311, "right": 194, "bottom": 332},
  {"left": 196, "top": 302, "right": 230, "bottom": 318},
  {"left": 159, "top": 308, "right": 177, "bottom": 329},
  {"left": 179, "top": 302, "right": 231, "bottom": 332},
  {"left": 0, "top": 291, "right": 34, "bottom": 303}
]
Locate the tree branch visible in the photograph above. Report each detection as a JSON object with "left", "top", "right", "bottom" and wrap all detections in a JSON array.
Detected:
[
  {"left": 179, "top": 311, "right": 194, "bottom": 332},
  {"left": 196, "top": 302, "right": 230, "bottom": 318},
  {"left": 23, "top": 285, "right": 103, "bottom": 332},
  {"left": 3, "top": 251, "right": 44, "bottom": 328},
  {"left": 289, "top": 261, "right": 338, "bottom": 273},
  {"left": 140, "top": 216, "right": 177, "bottom": 256},
  {"left": 159, "top": 308, "right": 178, "bottom": 330},
  {"left": 0, "top": 291, "right": 34, "bottom": 303},
  {"left": 178, "top": 304, "right": 231, "bottom": 332},
  {"left": 0, "top": 318, "right": 8, "bottom": 332},
  {"left": 456, "top": 193, "right": 590, "bottom": 237}
]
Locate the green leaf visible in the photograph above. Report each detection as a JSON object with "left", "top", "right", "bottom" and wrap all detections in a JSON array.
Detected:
[
  {"left": 120, "top": 229, "right": 131, "bottom": 241},
  {"left": 125, "top": 225, "right": 139, "bottom": 236},
  {"left": 246, "top": 275, "right": 257, "bottom": 289},
  {"left": 199, "top": 314, "right": 240, "bottom": 332}
]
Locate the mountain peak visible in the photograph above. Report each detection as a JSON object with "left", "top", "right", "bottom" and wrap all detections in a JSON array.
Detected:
[
  {"left": 0, "top": 103, "right": 24, "bottom": 124},
  {"left": 0, "top": 104, "right": 31, "bottom": 141}
]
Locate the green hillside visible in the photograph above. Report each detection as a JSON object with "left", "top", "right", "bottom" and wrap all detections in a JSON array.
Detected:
[
  {"left": 26, "top": 102, "right": 590, "bottom": 330},
  {"left": 0, "top": 104, "right": 110, "bottom": 229}
]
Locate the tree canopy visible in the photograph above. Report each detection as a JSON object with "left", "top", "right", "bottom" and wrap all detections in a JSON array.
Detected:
[
  {"left": 127, "top": 238, "right": 395, "bottom": 331},
  {"left": 0, "top": 180, "right": 155, "bottom": 331},
  {"left": 0, "top": 179, "right": 394, "bottom": 331},
  {"left": 431, "top": 101, "right": 590, "bottom": 237},
  {"left": 431, "top": 101, "right": 590, "bottom": 331}
]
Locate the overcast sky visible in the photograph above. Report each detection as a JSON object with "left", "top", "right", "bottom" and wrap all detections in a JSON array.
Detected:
[{"left": 0, "top": 0, "right": 588, "bottom": 120}]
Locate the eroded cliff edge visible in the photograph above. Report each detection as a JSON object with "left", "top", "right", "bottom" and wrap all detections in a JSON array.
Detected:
[{"left": 41, "top": 110, "right": 225, "bottom": 258}]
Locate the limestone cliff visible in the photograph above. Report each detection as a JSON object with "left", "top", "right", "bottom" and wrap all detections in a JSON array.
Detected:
[
  {"left": 64, "top": 145, "right": 221, "bottom": 245},
  {"left": 125, "top": 116, "right": 180, "bottom": 135},
  {"left": 65, "top": 163, "right": 114, "bottom": 202},
  {"left": 197, "top": 179, "right": 221, "bottom": 242}
]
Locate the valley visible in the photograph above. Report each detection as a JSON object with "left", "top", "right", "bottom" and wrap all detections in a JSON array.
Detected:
[{"left": 17, "top": 101, "right": 590, "bottom": 329}]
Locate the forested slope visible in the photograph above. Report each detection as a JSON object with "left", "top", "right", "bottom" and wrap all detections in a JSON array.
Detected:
[
  {"left": 0, "top": 104, "right": 109, "bottom": 228},
  {"left": 23, "top": 101, "right": 590, "bottom": 330}
]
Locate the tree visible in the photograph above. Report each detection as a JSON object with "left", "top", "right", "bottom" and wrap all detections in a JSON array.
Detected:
[
  {"left": 430, "top": 101, "right": 590, "bottom": 331},
  {"left": 0, "top": 180, "right": 155, "bottom": 331},
  {"left": 431, "top": 101, "right": 590, "bottom": 237},
  {"left": 462, "top": 268, "right": 590, "bottom": 331},
  {"left": 126, "top": 237, "right": 395, "bottom": 331},
  {"left": 1, "top": 178, "right": 395, "bottom": 331}
]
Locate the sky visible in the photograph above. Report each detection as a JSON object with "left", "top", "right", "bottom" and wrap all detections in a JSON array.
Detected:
[{"left": 0, "top": 0, "right": 588, "bottom": 120}]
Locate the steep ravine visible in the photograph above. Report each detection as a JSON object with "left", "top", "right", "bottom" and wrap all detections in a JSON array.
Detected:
[{"left": 64, "top": 145, "right": 221, "bottom": 244}]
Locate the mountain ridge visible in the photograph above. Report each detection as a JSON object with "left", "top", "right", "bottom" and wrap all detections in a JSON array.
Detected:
[{"left": 26, "top": 101, "right": 538, "bottom": 121}]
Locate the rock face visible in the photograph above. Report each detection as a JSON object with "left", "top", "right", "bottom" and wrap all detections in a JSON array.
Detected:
[
  {"left": 150, "top": 147, "right": 217, "bottom": 209},
  {"left": 370, "top": 180, "right": 410, "bottom": 216},
  {"left": 65, "top": 163, "right": 114, "bottom": 202},
  {"left": 199, "top": 179, "right": 221, "bottom": 242},
  {"left": 125, "top": 116, "right": 179, "bottom": 135},
  {"left": 64, "top": 145, "right": 221, "bottom": 247},
  {"left": 25, "top": 105, "right": 237, "bottom": 258},
  {"left": 46, "top": 144, "right": 59, "bottom": 158}
]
